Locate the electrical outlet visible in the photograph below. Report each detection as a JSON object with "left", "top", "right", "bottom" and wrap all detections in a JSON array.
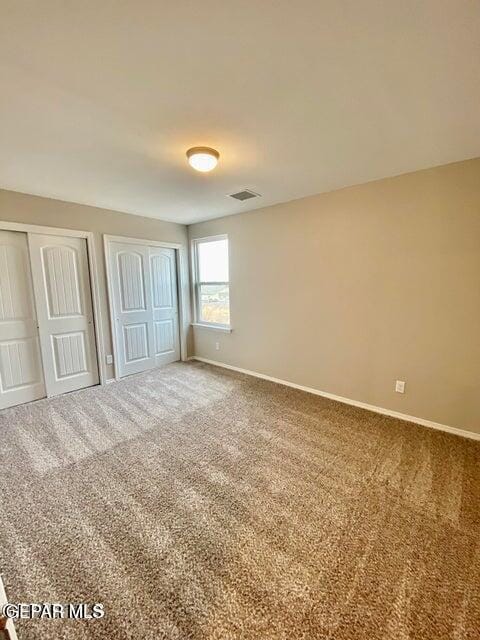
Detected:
[
  {"left": 215, "top": 342, "right": 220, "bottom": 351},
  {"left": 395, "top": 380, "right": 406, "bottom": 394},
  {"left": 106, "top": 354, "right": 114, "bottom": 365}
]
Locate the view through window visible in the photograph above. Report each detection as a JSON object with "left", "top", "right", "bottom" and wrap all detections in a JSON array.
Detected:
[{"left": 194, "top": 237, "right": 230, "bottom": 326}]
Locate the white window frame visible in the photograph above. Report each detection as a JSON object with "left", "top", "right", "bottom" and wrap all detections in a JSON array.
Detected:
[{"left": 191, "top": 234, "right": 231, "bottom": 330}]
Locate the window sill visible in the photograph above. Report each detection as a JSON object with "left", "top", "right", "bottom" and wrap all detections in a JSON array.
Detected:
[{"left": 191, "top": 323, "right": 232, "bottom": 333}]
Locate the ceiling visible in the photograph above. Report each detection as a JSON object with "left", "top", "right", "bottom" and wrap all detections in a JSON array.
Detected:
[{"left": 1, "top": 1, "right": 479, "bottom": 225}]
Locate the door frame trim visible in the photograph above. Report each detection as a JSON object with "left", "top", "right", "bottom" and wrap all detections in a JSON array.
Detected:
[
  {"left": 0, "top": 220, "right": 106, "bottom": 385},
  {"left": 104, "top": 234, "right": 188, "bottom": 380}
]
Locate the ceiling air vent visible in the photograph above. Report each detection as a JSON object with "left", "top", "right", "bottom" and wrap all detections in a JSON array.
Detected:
[{"left": 228, "top": 189, "right": 261, "bottom": 201}]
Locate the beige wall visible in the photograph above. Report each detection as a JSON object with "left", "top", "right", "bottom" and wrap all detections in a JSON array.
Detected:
[
  {"left": 190, "top": 158, "right": 480, "bottom": 435},
  {"left": 0, "top": 189, "right": 191, "bottom": 380}
]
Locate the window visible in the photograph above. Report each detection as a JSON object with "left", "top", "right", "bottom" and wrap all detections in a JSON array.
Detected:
[{"left": 192, "top": 236, "right": 230, "bottom": 327}]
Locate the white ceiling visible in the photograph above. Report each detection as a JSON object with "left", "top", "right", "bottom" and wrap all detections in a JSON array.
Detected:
[{"left": 1, "top": 1, "right": 479, "bottom": 225}]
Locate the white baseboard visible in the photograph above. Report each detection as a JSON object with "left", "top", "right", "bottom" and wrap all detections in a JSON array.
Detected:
[{"left": 190, "top": 357, "right": 480, "bottom": 442}]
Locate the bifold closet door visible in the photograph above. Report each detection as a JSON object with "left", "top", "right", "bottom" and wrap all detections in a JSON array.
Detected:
[
  {"left": 109, "top": 241, "right": 180, "bottom": 378},
  {"left": 0, "top": 231, "right": 46, "bottom": 409},
  {"left": 28, "top": 234, "right": 99, "bottom": 397}
]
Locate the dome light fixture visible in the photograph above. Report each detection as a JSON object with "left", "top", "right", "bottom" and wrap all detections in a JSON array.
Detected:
[{"left": 186, "top": 146, "right": 219, "bottom": 172}]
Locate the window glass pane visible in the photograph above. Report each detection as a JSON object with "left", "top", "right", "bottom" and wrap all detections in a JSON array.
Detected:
[
  {"left": 199, "top": 284, "right": 230, "bottom": 325},
  {"left": 198, "top": 239, "right": 229, "bottom": 282}
]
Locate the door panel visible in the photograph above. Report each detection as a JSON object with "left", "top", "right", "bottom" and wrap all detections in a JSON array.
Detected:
[
  {"left": 52, "top": 331, "right": 88, "bottom": 378},
  {"left": 118, "top": 251, "right": 146, "bottom": 311},
  {"left": 123, "top": 323, "right": 149, "bottom": 362},
  {"left": 150, "top": 247, "right": 180, "bottom": 366},
  {"left": 0, "top": 339, "right": 42, "bottom": 389},
  {"left": 43, "top": 245, "right": 83, "bottom": 317},
  {"left": 110, "top": 242, "right": 155, "bottom": 377},
  {"left": 0, "top": 231, "right": 45, "bottom": 409},
  {"left": 29, "top": 234, "right": 99, "bottom": 396},
  {"left": 154, "top": 319, "right": 174, "bottom": 354},
  {"left": 109, "top": 241, "right": 180, "bottom": 378},
  {"left": 151, "top": 253, "right": 173, "bottom": 308}
]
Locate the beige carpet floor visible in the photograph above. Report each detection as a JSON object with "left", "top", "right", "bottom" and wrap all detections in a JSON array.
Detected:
[{"left": 0, "top": 361, "right": 479, "bottom": 639}]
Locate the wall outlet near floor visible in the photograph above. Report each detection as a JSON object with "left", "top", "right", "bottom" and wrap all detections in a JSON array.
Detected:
[
  {"left": 106, "top": 354, "right": 114, "bottom": 365},
  {"left": 215, "top": 342, "right": 220, "bottom": 351},
  {"left": 395, "top": 380, "right": 406, "bottom": 393}
]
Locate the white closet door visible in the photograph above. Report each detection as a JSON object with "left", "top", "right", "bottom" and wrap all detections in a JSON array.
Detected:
[
  {"left": 109, "top": 241, "right": 180, "bottom": 378},
  {"left": 0, "top": 231, "right": 45, "bottom": 409},
  {"left": 110, "top": 241, "right": 155, "bottom": 377},
  {"left": 150, "top": 247, "right": 180, "bottom": 367},
  {"left": 28, "top": 234, "right": 99, "bottom": 396}
]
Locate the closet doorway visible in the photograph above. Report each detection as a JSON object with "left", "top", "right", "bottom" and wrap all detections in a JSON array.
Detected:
[
  {"left": 0, "top": 225, "right": 102, "bottom": 410},
  {"left": 105, "top": 235, "right": 183, "bottom": 379}
]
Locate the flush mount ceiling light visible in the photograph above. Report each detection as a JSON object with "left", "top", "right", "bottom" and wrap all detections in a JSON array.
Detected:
[{"left": 186, "top": 147, "right": 219, "bottom": 172}]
